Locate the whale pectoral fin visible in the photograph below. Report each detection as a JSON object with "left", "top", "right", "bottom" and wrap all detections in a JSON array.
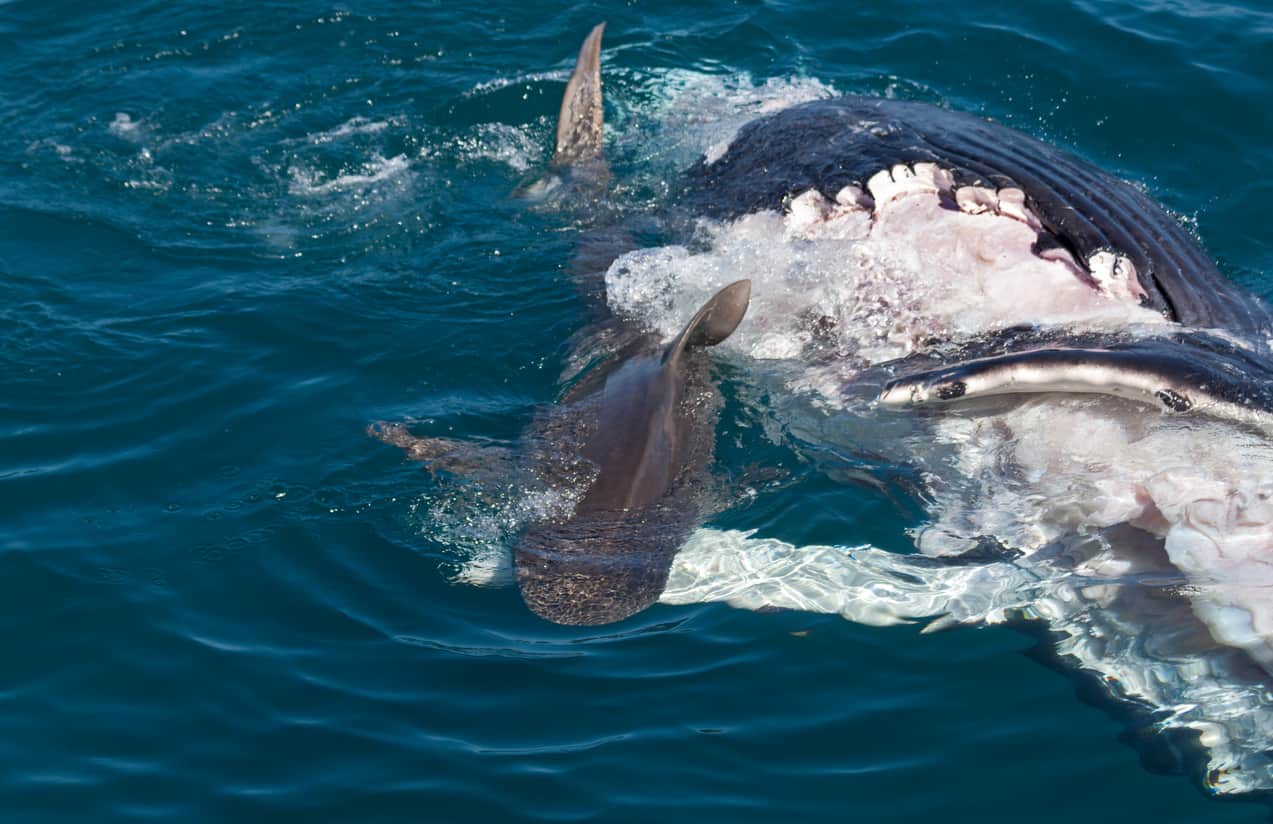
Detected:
[
  {"left": 552, "top": 22, "right": 606, "bottom": 168},
  {"left": 665, "top": 280, "right": 752, "bottom": 365},
  {"left": 877, "top": 340, "right": 1273, "bottom": 424},
  {"left": 367, "top": 422, "right": 513, "bottom": 477},
  {"left": 878, "top": 348, "right": 1190, "bottom": 412}
]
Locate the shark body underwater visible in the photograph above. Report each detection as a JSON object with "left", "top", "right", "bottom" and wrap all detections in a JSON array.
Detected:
[
  {"left": 375, "top": 24, "right": 754, "bottom": 626},
  {"left": 374, "top": 25, "right": 1273, "bottom": 790}
]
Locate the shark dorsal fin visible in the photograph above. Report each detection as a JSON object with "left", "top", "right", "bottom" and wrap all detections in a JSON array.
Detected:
[
  {"left": 665, "top": 280, "right": 751, "bottom": 366},
  {"left": 552, "top": 23, "right": 606, "bottom": 168}
]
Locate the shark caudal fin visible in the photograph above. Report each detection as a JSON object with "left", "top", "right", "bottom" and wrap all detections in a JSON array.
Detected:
[
  {"left": 552, "top": 22, "right": 606, "bottom": 168},
  {"left": 665, "top": 280, "right": 752, "bottom": 365}
]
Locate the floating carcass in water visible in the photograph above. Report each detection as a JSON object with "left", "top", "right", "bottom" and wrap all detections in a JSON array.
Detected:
[
  {"left": 619, "top": 71, "right": 1273, "bottom": 794},
  {"left": 383, "top": 25, "right": 1273, "bottom": 794}
]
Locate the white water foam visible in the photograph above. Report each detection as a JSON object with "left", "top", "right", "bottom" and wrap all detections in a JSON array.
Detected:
[
  {"left": 604, "top": 69, "right": 837, "bottom": 177},
  {"left": 287, "top": 153, "right": 412, "bottom": 196},
  {"left": 109, "top": 112, "right": 143, "bottom": 140},
  {"left": 453, "top": 122, "right": 542, "bottom": 172},
  {"left": 637, "top": 70, "right": 837, "bottom": 163},
  {"left": 464, "top": 69, "right": 570, "bottom": 98},
  {"left": 413, "top": 121, "right": 546, "bottom": 174},
  {"left": 307, "top": 116, "right": 398, "bottom": 145}
]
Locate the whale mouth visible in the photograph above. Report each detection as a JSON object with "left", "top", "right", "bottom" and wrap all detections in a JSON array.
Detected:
[
  {"left": 787, "top": 161, "right": 1149, "bottom": 305},
  {"left": 604, "top": 160, "right": 1170, "bottom": 414}
]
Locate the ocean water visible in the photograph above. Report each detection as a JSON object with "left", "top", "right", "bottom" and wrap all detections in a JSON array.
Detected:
[{"left": 4, "top": 0, "right": 1273, "bottom": 821}]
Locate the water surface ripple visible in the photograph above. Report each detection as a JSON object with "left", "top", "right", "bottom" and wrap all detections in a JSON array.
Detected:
[{"left": 2, "top": 0, "right": 1272, "bottom": 820}]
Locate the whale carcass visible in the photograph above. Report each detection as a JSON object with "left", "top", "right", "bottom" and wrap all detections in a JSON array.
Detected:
[
  {"left": 632, "top": 61, "right": 1273, "bottom": 797},
  {"left": 390, "top": 25, "right": 1273, "bottom": 794}
]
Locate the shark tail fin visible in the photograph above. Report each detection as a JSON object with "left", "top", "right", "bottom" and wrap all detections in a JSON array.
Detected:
[
  {"left": 666, "top": 280, "right": 752, "bottom": 365},
  {"left": 552, "top": 22, "right": 607, "bottom": 168}
]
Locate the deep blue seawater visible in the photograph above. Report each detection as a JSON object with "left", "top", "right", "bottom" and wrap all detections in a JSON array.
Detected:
[{"left": 3, "top": 0, "right": 1273, "bottom": 820}]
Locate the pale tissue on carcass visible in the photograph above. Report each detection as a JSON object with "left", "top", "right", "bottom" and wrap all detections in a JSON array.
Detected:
[
  {"left": 603, "top": 161, "right": 1273, "bottom": 790},
  {"left": 655, "top": 524, "right": 1273, "bottom": 795},
  {"left": 605, "top": 162, "right": 1167, "bottom": 410},
  {"left": 783, "top": 189, "right": 871, "bottom": 241},
  {"left": 606, "top": 165, "right": 1263, "bottom": 667},
  {"left": 865, "top": 162, "right": 954, "bottom": 204},
  {"left": 1089, "top": 250, "right": 1150, "bottom": 304},
  {"left": 923, "top": 397, "right": 1273, "bottom": 673},
  {"left": 1147, "top": 474, "right": 1273, "bottom": 670}
]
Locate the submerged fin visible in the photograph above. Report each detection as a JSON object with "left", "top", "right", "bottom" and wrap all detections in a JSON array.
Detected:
[
  {"left": 665, "top": 280, "right": 752, "bottom": 365},
  {"left": 368, "top": 422, "right": 513, "bottom": 477},
  {"left": 552, "top": 22, "right": 606, "bottom": 168},
  {"left": 877, "top": 338, "right": 1273, "bottom": 427}
]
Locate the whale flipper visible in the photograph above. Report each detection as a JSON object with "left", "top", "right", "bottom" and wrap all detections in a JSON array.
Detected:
[
  {"left": 878, "top": 337, "right": 1273, "bottom": 426},
  {"left": 552, "top": 22, "right": 606, "bottom": 168}
]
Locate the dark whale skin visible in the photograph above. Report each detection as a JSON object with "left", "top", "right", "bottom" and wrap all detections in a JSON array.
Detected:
[{"left": 685, "top": 95, "right": 1273, "bottom": 340}]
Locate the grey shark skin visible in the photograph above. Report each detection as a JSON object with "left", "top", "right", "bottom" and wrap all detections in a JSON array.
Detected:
[
  {"left": 552, "top": 22, "right": 606, "bottom": 169},
  {"left": 507, "top": 27, "right": 751, "bottom": 625},
  {"left": 516, "top": 280, "right": 751, "bottom": 625},
  {"left": 372, "top": 279, "right": 749, "bottom": 626},
  {"left": 517, "top": 23, "right": 609, "bottom": 202}
]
